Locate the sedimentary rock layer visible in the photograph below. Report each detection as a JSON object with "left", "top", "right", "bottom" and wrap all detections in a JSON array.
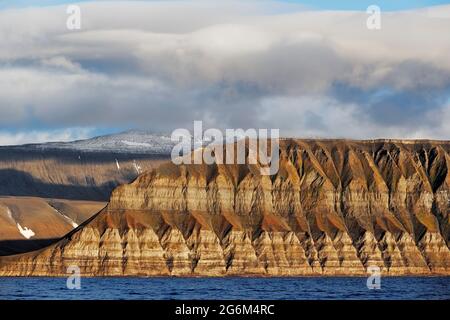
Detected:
[{"left": 0, "top": 139, "right": 449, "bottom": 276}]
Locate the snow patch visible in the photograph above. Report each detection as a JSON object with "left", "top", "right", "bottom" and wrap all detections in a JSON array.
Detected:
[
  {"left": 3, "top": 206, "right": 40, "bottom": 238},
  {"left": 69, "top": 221, "right": 79, "bottom": 228},
  {"left": 34, "top": 131, "right": 177, "bottom": 154},
  {"left": 121, "top": 140, "right": 153, "bottom": 148},
  {"left": 5, "top": 207, "right": 13, "bottom": 221},
  {"left": 49, "top": 205, "right": 79, "bottom": 229},
  {"left": 133, "top": 160, "right": 142, "bottom": 174},
  {"left": 17, "top": 223, "right": 35, "bottom": 239},
  {"left": 116, "top": 158, "right": 121, "bottom": 170}
]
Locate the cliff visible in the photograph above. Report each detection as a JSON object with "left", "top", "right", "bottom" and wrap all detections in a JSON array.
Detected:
[{"left": 0, "top": 139, "right": 449, "bottom": 276}]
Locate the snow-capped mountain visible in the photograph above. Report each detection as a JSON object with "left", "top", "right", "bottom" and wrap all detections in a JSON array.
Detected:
[
  {"left": 34, "top": 130, "right": 177, "bottom": 154},
  {"left": 23, "top": 129, "right": 244, "bottom": 154}
]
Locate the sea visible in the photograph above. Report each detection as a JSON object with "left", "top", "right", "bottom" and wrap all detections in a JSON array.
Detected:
[{"left": 0, "top": 277, "right": 448, "bottom": 300}]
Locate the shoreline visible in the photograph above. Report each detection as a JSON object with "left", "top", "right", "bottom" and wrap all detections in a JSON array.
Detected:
[{"left": 1, "top": 273, "right": 449, "bottom": 278}]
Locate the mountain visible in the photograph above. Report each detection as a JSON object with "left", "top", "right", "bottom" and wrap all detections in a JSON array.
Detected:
[
  {"left": 0, "top": 130, "right": 174, "bottom": 201},
  {"left": 0, "top": 131, "right": 172, "bottom": 255},
  {"left": 31, "top": 130, "right": 176, "bottom": 154},
  {"left": 0, "top": 147, "right": 168, "bottom": 201},
  {"left": 0, "top": 139, "right": 448, "bottom": 276}
]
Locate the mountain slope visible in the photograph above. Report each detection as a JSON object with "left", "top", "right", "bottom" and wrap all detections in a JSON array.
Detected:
[
  {"left": 0, "top": 197, "right": 105, "bottom": 255},
  {"left": 33, "top": 130, "right": 176, "bottom": 154},
  {"left": 0, "top": 143, "right": 170, "bottom": 201},
  {"left": 0, "top": 132, "right": 172, "bottom": 255},
  {"left": 0, "top": 139, "right": 448, "bottom": 276}
]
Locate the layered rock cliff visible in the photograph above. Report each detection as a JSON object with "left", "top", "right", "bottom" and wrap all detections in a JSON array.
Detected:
[{"left": 0, "top": 139, "right": 449, "bottom": 276}]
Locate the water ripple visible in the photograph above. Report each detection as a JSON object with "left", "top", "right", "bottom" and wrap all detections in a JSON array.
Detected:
[{"left": 0, "top": 277, "right": 448, "bottom": 300}]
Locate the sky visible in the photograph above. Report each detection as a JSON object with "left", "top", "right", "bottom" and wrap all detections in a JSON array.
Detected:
[
  {"left": 0, "top": 0, "right": 450, "bottom": 144},
  {"left": 1, "top": 0, "right": 450, "bottom": 11}
]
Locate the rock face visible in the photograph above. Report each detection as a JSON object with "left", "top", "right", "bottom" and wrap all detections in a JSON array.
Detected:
[{"left": 0, "top": 139, "right": 449, "bottom": 276}]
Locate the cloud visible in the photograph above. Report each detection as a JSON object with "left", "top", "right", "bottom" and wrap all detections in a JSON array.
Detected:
[
  {"left": 0, "top": 128, "right": 93, "bottom": 145},
  {"left": 0, "top": 1, "right": 449, "bottom": 142}
]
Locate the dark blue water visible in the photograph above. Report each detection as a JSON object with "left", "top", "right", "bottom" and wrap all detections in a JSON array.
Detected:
[{"left": 0, "top": 277, "right": 448, "bottom": 300}]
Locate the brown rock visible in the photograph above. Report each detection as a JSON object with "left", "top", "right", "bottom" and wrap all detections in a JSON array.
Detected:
[{"left": 0, "top": 139, "right": 449, "bottom": 276}]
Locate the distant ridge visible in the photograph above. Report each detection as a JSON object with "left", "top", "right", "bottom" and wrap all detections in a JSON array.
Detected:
[
  {"left": 4, "top": 130, "right": 449, "bottom": 154},
  {"left": 27, "top": 130, "right": 175, "bottom": 155}
]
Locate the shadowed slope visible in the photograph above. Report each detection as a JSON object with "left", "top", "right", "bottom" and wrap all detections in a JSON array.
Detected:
[{"left": 0, "top": 148, "right": 168, "bottom": 200}]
